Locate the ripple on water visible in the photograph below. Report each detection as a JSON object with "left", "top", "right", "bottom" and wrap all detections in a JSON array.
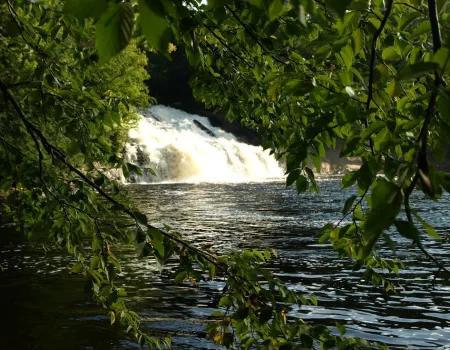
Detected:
[{"left": 1, "top": 180, "right": 450, "bottom": 348}]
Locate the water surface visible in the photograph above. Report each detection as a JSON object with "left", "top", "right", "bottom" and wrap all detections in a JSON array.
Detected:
[{"left": 1, "top": 179, "right": 450, "bottom": 349}]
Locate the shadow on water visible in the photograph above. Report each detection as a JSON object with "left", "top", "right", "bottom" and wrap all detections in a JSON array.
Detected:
[{"left": 1, "top": 179, "right": 450, "bottom": 349}]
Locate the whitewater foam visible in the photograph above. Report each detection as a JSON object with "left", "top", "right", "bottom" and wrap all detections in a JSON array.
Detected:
[{"left": 125, "top": 106, "right": 283, "bottom": 183}]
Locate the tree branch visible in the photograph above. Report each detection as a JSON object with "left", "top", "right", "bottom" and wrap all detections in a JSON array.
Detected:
[
  {"left": 396, "top": 2, "right": 426, "bottom": 15},
  {"left": 428, "top": 0, "right": 442, "bottom": 52},
  {"left": 364, "top": 1, "right": 394, "bottom": 154},
  {"left": 366, "top": 0, "right": 394, "bottom": 111},
  {"left": 202, "top": 23, "right": 253, "bottom": 68},
  {"left": 7, "top": 80, "right": 42, "bottom": 89},
  {"left": 402, "top": 2, "right": 447, "bottom": 276},
  {"left": 224, "top": 5, "right": 285, "bottom": 65},
  {"left": 0, "top": 78, "right": 226, "bottom": 274}
]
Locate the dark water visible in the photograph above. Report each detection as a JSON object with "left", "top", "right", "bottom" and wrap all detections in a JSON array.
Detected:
[{"left": 1, "top": 179, "right": 450, "bottom": 349}]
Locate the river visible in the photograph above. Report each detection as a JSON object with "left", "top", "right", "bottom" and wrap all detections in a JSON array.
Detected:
[{"left": 1, "top": 179, "right": 450, "bottom": 349}]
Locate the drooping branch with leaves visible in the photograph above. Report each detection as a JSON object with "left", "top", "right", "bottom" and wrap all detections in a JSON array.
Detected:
[{"left": 1, "top": 0, "right": 450, "bottom": 349}]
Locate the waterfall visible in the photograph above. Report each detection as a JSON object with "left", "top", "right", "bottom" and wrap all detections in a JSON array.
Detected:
[{"left": 124, "top": 106, "right": 284, "bottom": 183}]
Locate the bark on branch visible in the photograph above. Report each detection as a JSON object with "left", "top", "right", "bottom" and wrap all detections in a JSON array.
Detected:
[{"left": 0, "top": 78, "right": 226, "bottom": 273}]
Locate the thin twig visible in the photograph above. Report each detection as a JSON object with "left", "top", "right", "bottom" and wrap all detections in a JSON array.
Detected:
[
  {"left": 365, "top": 0, "right": 394, "bottom": 153},
  {"left": 396, "top": 2, "right": 427, "bottom": 15},
  {"left": 7, "top": 80, "right": 42, "bottom": 89},
  {"left": 202, "top": 23, "right": 253, "bottom": 68},
  {"left": 224, "top": 5, "right": 285, "bottom": 65},
  {"left": 366, "top": 0, "right": 394, "bottom": 108},
  {"left": 0, "top": 78, "right": 226, "bottom": 273}
]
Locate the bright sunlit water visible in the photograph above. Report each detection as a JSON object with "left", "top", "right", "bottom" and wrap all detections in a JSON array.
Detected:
[{"left": 1, "top": 179, "right": 450, "bottom": 349}]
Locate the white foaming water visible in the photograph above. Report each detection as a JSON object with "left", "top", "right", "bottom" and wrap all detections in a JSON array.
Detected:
[{"left": 125, "top": 105, "right": 283, "bottom": 183}]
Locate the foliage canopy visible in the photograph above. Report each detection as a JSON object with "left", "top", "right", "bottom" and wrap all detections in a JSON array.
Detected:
[{"left": 1, "top": 0, "right": 450, "bottom": 349}]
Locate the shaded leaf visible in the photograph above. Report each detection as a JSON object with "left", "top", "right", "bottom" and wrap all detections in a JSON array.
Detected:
[
  {"left": 96, "top": 2, "right": 134, "bottom": 64},
  {"left": 71, "top": 262, "right": 84, "bottom": 273},
  {"left": 259, "top": 306, "right": 273, "bottom": 325},
  {"left": 397, "top": 62, "right": 439, "bottom": 80},
  {"left": 395, "top": 220, "right": 420, "bottom": 241},
  {"left": 296, "top": 175, "right": 308, "bottom": 193},
  {"left": 343, "top": 195, "right": 357, "bottom": 215},
  {"left": 286, "top": 169, "right": 300, "bottom": 187},
  {"left": 324, "top": 0, "right": 352, "bottom": 17},
  {"left": 64, "top": 0, "right": 108, "bottom": 19},
  {"left": 138, "top": 0, "right": 171, "bottom": 58}
]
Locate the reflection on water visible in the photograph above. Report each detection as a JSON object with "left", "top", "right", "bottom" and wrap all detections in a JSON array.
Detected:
[{"left": 1, "top": 179, "right": 450, "bottom": 349}]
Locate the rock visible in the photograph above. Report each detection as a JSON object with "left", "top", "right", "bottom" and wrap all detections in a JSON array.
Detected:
[{"left": 193, "top": 119, "right": 216, "bottom": 137}]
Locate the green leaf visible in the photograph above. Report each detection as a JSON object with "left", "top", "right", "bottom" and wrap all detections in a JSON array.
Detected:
[
  {"left": 209, "top": 264, "right": 216, "bottom": 280},
  {"left": 383, "top": 233, "right": 397, "bottom": 252},
  {"left": 267, "top": 84, "right": 278, "bottom": 101},
  {"left": 94, "top": 175, "right": 105, "bottom": 187},
  {"left": 296, "top": 175, "right": 308, "bottom": 193},
  {"left": 371, "top": 178, "right": 398, "bottom": 208},
  {"left": 386, "top": 79, "right": 401, "bottom": 98},
  {"left": 90, "top": 256, "right": 100, "bottom": 269},
  {"left": 207, "top": 0, "right": 233, "bottom": 8},
  {"left": 342, "top": 172, "right": 358, "bottom": 189},
  {"left": 111, "top": 112, "right": 121, "bottom": 125},
  {"left": 122, "top": 164, "right": 130, "bottom": 179},
  {"left": 138, "top": 0, "right": 171, "bottom": 58},
  {"left": 340, "top": 136, "right": 361, "bottom": 157},
  {"left": 309, "top": 295, "right": 318, "bottom": 306},
  {"left": 397, "top": 62, "right": 439, "bottom": 80},
  {"left": 233, "top": 307, "right": 249, "bottom": 320},
  {"left": 398, "top": 11, "right": 421, "bottom": 31},
  {"left": 108, "top": 255, "right": 121, "bottom": 271},
  {"left": 250, "top": 0, "right": 285, "bottom": 22},
  {"left": 324, "top": 0, "right": 352, "bottom": 17},
  {"left": 64, "top": 0, "right": 108, "bottom": 19},
  {"left": 336, "top": 321, "right": 347, "bottom": 335},
  {"left": 243, "top": 337, "right": 255, "bottom": 350},
  {"left": 395, "top": 220, "right": 420, "bottom": 241},
  {"left": 174, "top": 271, "right": 187, "bottom": 284},
  {"left": 279, "top": 343, "right": 294, "bottom": 350},
  {"left": 111, "top": 181, "right": 120, "bottom": 195},
  {"left": 5, "top": 19, "right": 20, "bottom": 38},
  {"left": 412, "top": 212, "right": 441, "bottom": 239},
  {"left": 286, "top": 169, "right": 300, "bottom": 187},
  {"left": 382, "top": 46, "right": 401, "bottom": 61},
  {"left": 437, "top": 172, "right": 450, "bottom": 193},
  {"left": 311, "top": 154, "right": 322, "bottom": 173},
  {"left": 271, "top": 248, "right": 278, "bottom": 258},
  {"left": 96, "top": 2, "right": 134, "bottom": 64},
  {"left": 363, "top": 179, "right": 402, "bottom": 256},
  {"left": 148, "top": 228, "right": 164, "bottom": 257},
  {"left": 360, "top": 121, "right": 386, "bottom": 142},
  {"left": 135, "top": 242, "right": 150, "bottom": 257},
  {"left": 109, "top": 311, "right": 116, "bottom": 325},
  {"left": 259, "top": 306, "right": 273, "bottom": 325},
  {"left": 71, "top": 262, "right": 84, "bottom": 273},
  {"left": 219, "top": 296, "right": 231, "bottom": 307},
  {"left": 339, "top": 45, "right": 354, "bottom": 69},
  {"left": 66, "top": 141, "right": 81, "bottom": 156},
  {"left": 343, "top": 195, "right": 357, "bottom": 215},
  {"left": 283, "top": 80, "right": 314, "bottom": 96},
  {"left": 432, "top": 47, "right": 450, "bottom": 73},
  {"left": 411, "top": 21, "right": 431, "bottom": 37}
]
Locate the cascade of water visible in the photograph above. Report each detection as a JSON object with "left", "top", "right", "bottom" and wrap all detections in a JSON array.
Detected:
[{"left": 125, "top": 105, "right": 284, "bottom": 183}]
